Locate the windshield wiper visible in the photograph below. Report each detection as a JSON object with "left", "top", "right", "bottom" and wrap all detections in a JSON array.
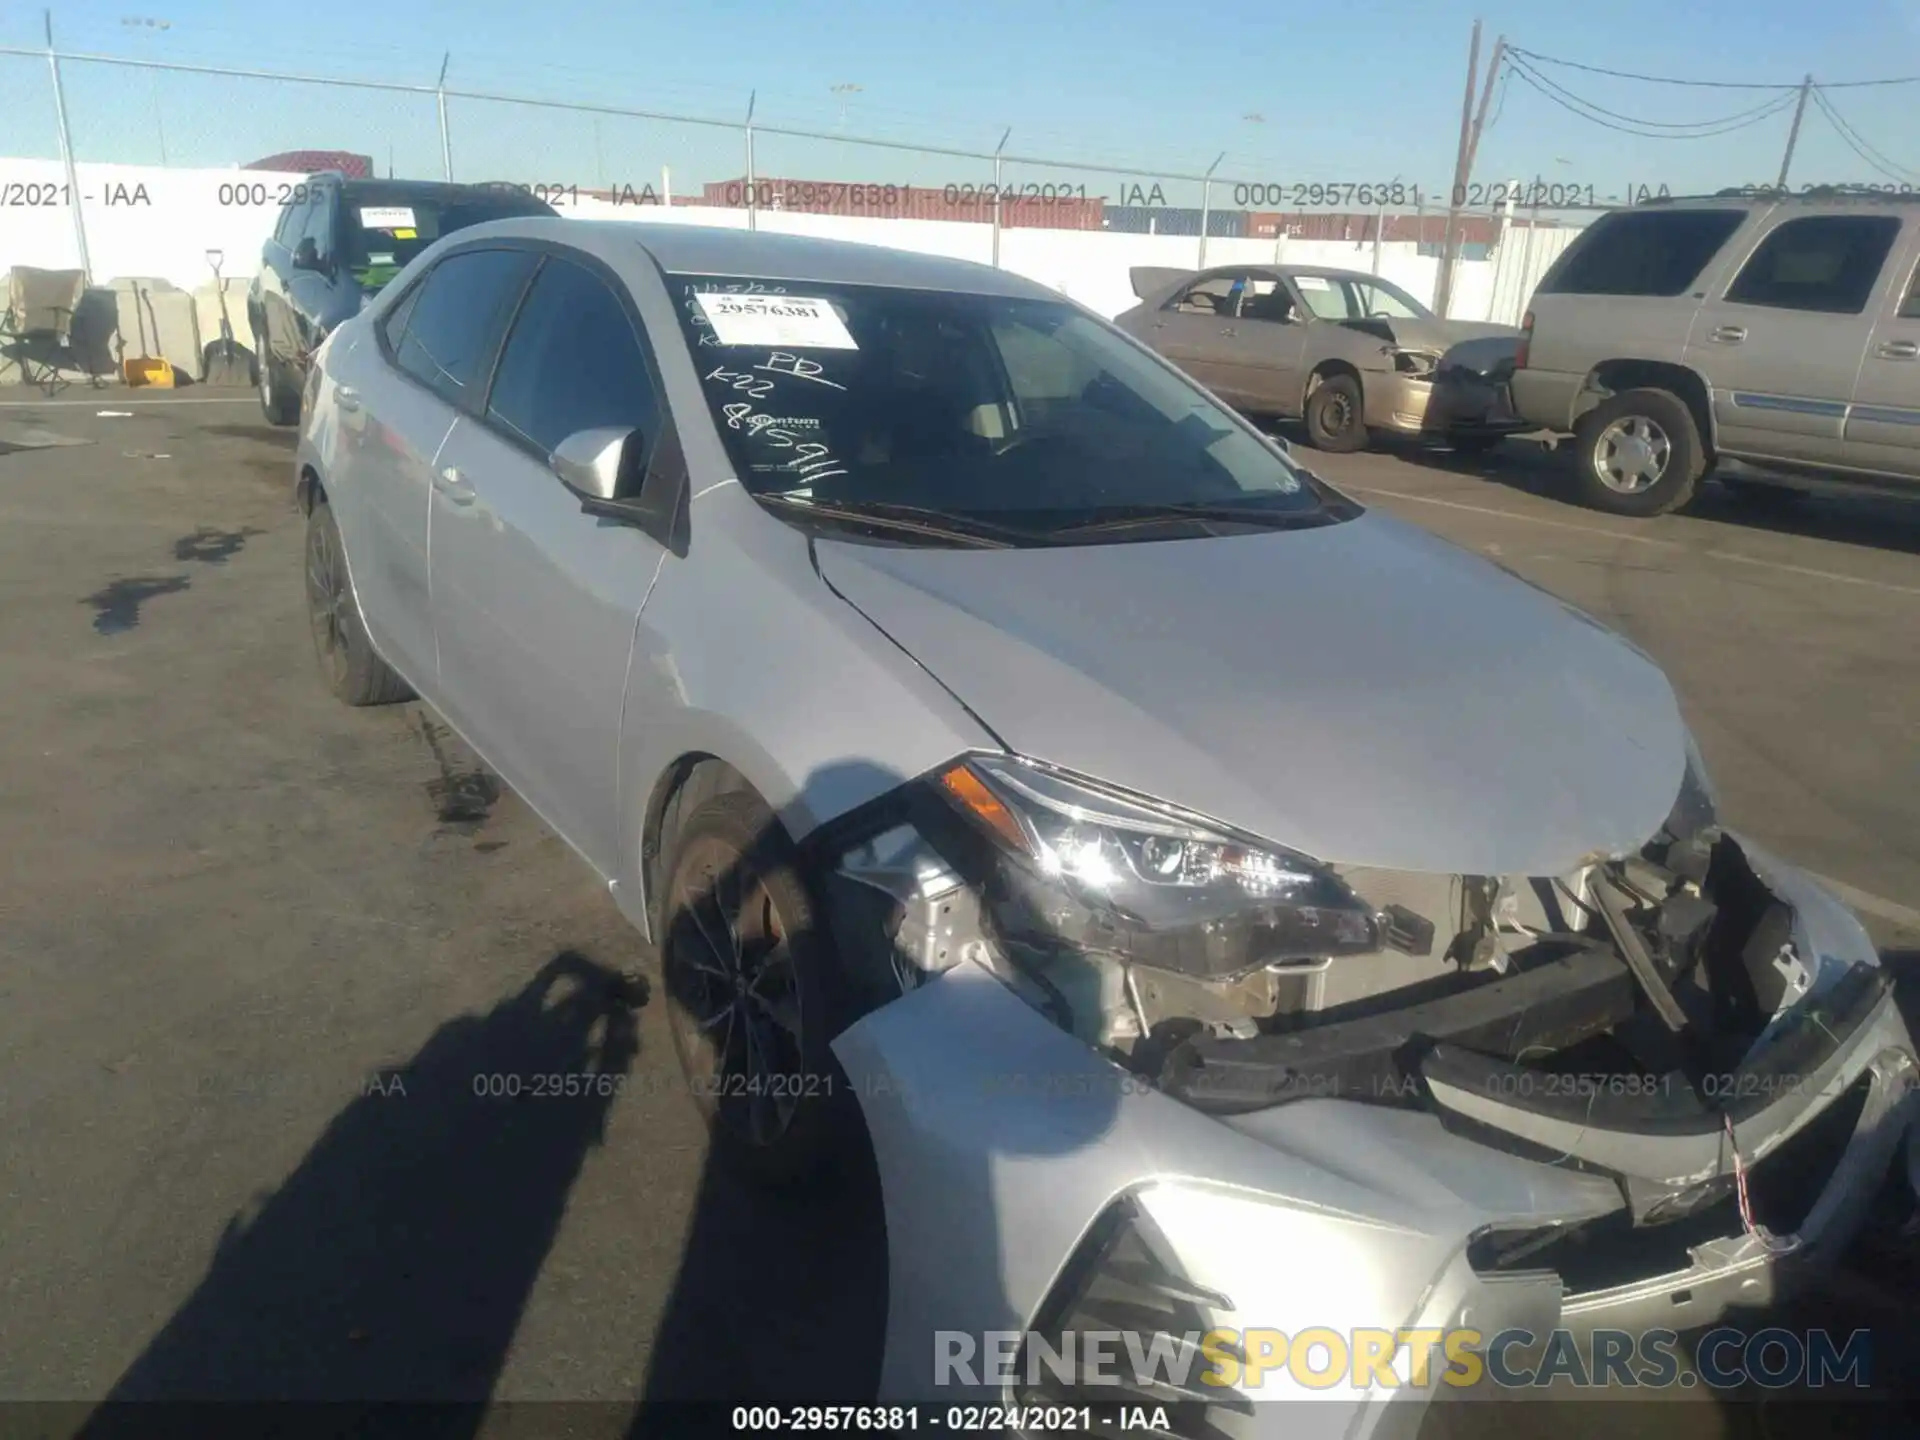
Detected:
[
  {"left": 754, "top": 494, "right": 1039, "bottom": 548},
  {"left": 1051, "top": 501, "right": 1340, "bottom": 536}
]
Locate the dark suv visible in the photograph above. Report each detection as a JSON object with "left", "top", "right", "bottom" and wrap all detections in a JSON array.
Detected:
[{"left": 247, "top": 173, "right": 556, "bottom": 425}]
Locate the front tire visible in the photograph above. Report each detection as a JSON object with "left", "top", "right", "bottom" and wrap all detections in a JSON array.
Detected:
[
  {"left": 1303, "top": 373, "right": 1368, "bottom": 453},
  {"left": 1571, "top": 388, "right": 1706, "bottom": 516},
  {"left": 660, "top": 790, "right": 859, "bottom": 1189},
  {"left": 305, "top": 493, "right": 413, "bottom": 706},
  {"left": 256, "top": 321, "right": 300, "bottom": 427}
]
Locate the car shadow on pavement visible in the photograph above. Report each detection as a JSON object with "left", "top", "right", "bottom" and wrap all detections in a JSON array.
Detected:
[{"left": 78, "top": 950, "right": 647, "bottom": 1437}]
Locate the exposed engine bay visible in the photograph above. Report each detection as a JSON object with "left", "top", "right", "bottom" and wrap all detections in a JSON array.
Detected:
[{"left": 812, "top": 750, "right": 1907, "bottom": 1259}]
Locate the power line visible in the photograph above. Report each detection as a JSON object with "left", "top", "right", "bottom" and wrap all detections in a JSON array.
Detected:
[
  {"left": 1509, "top": 46, "right": 1920, "bottom": 90},
  {"left": 1809, "top": 87, "right": 1920, "bottom": 182},
  {"left": 1507, "top": 54, "right": 1797, "bottom": 131},
  {"left": 1504, "top": 54, "right": 1800, "bottom": 138}
]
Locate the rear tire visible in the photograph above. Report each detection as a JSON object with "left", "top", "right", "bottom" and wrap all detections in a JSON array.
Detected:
[
  {"left": 305, "top": 493, "right": 413, "bottom": 706},
  {"left": 660, "top": 790, "right": 860, "bottom": 1190},
  {"left": 257, "top": 321, "right": 300, "bottom": 427},
  {"left": 1303, "top": 373, "right": 1369, "bottom": 453},
  {"left": 1570, "top": 388, "right": 1705, "bottom": 516}
]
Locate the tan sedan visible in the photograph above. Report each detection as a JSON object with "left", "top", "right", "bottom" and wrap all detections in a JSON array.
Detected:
[{"left": 1115, "top": 264, "right": 1525, "bottom": 453}]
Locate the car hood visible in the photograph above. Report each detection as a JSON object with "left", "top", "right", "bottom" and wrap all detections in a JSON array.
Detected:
[{"left": 815, "top": 511, "right": 1686, "bottom": 877}]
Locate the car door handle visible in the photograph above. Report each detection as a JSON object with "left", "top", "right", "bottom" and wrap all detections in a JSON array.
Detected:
[
  {"left": 1875, "top": 339, "right": 1919, "bottom": 360},
  {"left": 433, "top": 466, "right": 475, "bottom": 504},
  {"left": 334, "top": 386, "right": 360, "bottom": 412},
  {"left": 1708, "top": 325, "right": 1748, "bottom": 344}
]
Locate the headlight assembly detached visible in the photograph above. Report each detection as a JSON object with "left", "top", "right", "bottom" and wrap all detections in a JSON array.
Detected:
[{"left": 933, "top": 755, "right": 1379, "bottom": 982}]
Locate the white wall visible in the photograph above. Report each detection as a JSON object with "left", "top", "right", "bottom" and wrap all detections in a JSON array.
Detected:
[{"left": 1, "top": 156, "right": 1578, "bottom": 327}]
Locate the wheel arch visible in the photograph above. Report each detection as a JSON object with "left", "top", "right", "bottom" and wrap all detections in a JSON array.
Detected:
[
  {"left": 1301, "top": 357, "right": 1364, "bottom": 415},
  {"left": 639, "top": 753, "right": 758, "bottom": 936},
  {"left": 1580, "top": 360, "right": 1717, "bottom": 457}
]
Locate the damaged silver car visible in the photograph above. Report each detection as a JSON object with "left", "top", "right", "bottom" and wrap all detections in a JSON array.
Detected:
[
  {"left": 294, "top": 220, "right": 1918, "bottom": 1437},
  {"left": 1114, "top": 263, "right": 1527, "bottom": 455}
]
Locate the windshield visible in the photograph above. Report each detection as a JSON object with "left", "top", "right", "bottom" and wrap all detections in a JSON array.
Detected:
[
  {"left": 667, "top": 274, "right": 1352, "bottom": 546},
  {"left": 340, "top": 189, "right": 549, "bottom": 291},
  {"left": 1293, "top": 273, "right": 1431, "bottom": 321}
]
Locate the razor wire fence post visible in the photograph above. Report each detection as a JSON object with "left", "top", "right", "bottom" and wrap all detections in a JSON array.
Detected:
[
  {"left": 1197, "top": 152, "right": 1223, "bottom": 268},
  {"left": 991, "top": 127, "right": 1010, "bottom": 267},
  {"left": 435, "top": 52, "right": 453, "bottom": 180},
  {"left": 744, "top": 90, "right": 757, "bottom": 232},
  {"left": 43, "top": 11, "right": 92, "bottom": 282}
]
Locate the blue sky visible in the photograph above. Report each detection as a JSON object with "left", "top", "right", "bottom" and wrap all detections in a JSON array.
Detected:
[{"left": 4, "top": 0, "right": 1919, "bottom": 209}]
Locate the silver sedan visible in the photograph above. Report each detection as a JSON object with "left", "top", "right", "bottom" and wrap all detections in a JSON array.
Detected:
[{"left": 296, "top": 217, "right": 1917, "bottom": 1434}]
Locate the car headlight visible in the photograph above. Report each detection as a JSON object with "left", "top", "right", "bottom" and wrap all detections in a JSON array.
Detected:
[
  {"left": 933, "top": 755, "right": 1379, "bottom": 982},
  {"left": 1388, "top": 346, "right": 1441, "bottom": 377}
]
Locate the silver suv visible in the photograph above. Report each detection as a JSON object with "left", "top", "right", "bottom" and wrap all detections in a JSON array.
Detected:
[{"left": 1512, "top": 189, "right": 1920, "bottom": 515}]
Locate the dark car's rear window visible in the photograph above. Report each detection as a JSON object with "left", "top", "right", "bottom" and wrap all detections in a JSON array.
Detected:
[
  {"left": 1538, "top": 208, "right": 1747, "bottom": 298},
  {"left": 337, "top": 187, "right": 554, "bottom": 290}
]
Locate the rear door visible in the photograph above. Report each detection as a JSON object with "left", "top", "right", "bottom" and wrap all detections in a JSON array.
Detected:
[
  {"left": 1685, "top": 211, "right": 1900, "bottom": 465},
  {"left": 429, "top": 250, "right": 677, "bottom": 876},
  {"left": 1844, "top": 221, "right": 1920, "bottom": 479},
  {"left": 340, "top": 246, "right": 537, "bottom": 687}
]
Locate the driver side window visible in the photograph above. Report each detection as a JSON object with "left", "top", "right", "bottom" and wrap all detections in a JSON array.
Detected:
[{"left": 1237, "top": 277, "right": 1298, "bottom": 325}]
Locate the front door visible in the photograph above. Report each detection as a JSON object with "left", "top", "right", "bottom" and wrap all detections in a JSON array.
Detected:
[
  {"left": 1144, "top": 272, "right": 1248, "bottom": 394},
  {"left": 430, "top": 253, "right": 673, "bottom": 877},
  {"left": 1684, "top": 212, "right": 1899, "bottom": 466},
  {"left": 1845, "top": 226, "right": 1920, "bottom": 479},
  {"left": 1208, "top": 272, "right": 1311, "bottom": 415}
]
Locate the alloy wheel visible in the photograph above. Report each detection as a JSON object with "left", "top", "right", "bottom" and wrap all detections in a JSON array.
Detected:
[
  {"left": 665, "top": 836, "right": 806, "bottom": 1149},
  {"left": 305, "top": 514, "right": 350, "bottom": 688},
  {"left": 1592, "top": 415, "right": 1671, "bottom": 494}
]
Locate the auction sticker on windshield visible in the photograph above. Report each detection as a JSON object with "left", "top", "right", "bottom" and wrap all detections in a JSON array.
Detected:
[
  {"left": 694, "top": 293, "right": 858, "bottom": 350},
  {"left": 358, "top": 206, "right": 416, "bottom": 228}
]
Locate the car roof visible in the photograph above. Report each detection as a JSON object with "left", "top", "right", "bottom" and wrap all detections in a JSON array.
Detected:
[{"left": 446, "top": 216, "right": 1064, "bottom": 299}]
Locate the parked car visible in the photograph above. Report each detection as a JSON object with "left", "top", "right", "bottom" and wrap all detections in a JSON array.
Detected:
[
  {"left": 1512, "top": 188, "right": 1920, "bottom": 515},
  {"left": 296, "top": 219, "right": 1914, "bottom": 1432},
  {"left": 1114, "top": 263, "right": 1526, "bottom": 453},
  {"left": 247, "top": 173, "right": 555, "bottom": 426}
]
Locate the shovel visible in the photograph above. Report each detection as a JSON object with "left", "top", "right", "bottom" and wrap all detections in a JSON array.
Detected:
[{"left": 202, "top": 248, "right": 249, "bottom": 387}]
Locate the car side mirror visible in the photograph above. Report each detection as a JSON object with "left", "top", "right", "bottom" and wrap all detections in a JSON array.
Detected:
[
  {"left": 551, "top": 426, "right": 639, "bottom": 503},
  {"left": 1270, "top": 433, "right": 1293, "bottom": 457},
  {"left": 292, "top": 238, "right": 323, "bottom": 273}
]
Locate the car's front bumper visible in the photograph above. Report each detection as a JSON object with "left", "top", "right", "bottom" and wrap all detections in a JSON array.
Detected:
[
  {"left": 830, "top": 841, "right": 1919, "bottom": 1437},
  {"left": 1366, "top": 369, "right": 1526, "bottom": 437}
]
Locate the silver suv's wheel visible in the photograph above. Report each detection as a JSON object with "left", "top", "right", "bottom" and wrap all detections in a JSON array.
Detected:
[{"left": 1571, "top": 388, "right": 1706, "bottom": 516}]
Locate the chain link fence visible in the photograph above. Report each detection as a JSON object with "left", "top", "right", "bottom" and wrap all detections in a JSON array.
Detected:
[{"left": 0, "top": 44, "right": 1563, "bottom": 321}]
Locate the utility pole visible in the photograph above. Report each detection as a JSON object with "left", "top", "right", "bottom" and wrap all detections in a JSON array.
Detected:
[
  {"left": 1436, "top": 23, "right": 1505, "bottom": 318},
  {"left": 1776, "top": 75, "right": 1812, "bottom": 190}
]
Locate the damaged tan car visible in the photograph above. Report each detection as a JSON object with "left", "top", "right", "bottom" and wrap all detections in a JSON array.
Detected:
[{"left": 1115, "top": 264, "right": 1527, "bottom": 454}]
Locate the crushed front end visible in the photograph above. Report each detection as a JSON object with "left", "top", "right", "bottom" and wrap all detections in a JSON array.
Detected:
[{"left": 819, "top": 749, "right": 1918, "bottom": 1433}]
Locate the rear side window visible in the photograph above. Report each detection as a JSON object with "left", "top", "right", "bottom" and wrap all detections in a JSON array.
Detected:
[
  {"left": 485, "top": 256, "right": 663, "bottom": 464},
  {"left": 391, "top": 248, "right": 538, "bottom": 409},
  {"left": 379, "top": 283, "right": 423, "bottom": 352},
  {"left": 1539, "top": 209, "right": 1746, "bottom": 297},
  {"left": 1724, "top": 215, "right": 1902, "bottom": 314}
]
